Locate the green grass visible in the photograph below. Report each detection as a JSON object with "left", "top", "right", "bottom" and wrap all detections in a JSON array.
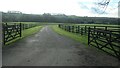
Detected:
[
  {"left": 21, "top": 26, "right": 42, "bottom": 38},
  {"left": 63, "top": 23, "right": 119, "bottom": 27},
  {"left": 5, "top": 26, "right": 43, "bottom": 46},
  {"left": 76, "top": 24, "right": 119, "bottom": 26},
  {"left": 6, "top": 22, "right": 62, "bottom": 25},
  {"left": 51, "top": 25, "right": 88, "bottom": 45},
  {"left": 7, "top": 22, "right": 39, "bottom": 24}
]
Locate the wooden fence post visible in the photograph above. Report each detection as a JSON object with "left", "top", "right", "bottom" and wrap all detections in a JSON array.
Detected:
[
  {"left": 66, "top": 25, "right": 68, "bottom": 31},
  {"left": 118, "top": 48, "right": 120, "bottom": 60},
  {"left": 67, "top": 26, "right": 69, "bottom": 31},
  {"left": 69, "top": 26, "right": 71, "bottom": 32},
  {"left": 105, "top": 26, "right": 107, "bottom": 31},
  {"left": 94, "top": 26, "right": 96, "bottom": 34},
  {"left": 88, "top": 27, "right": 90, "bottom": 46},
  {"left": 58, "top": 24, "right": 60, "bottom": 28},
  {"left": 103, "top": 26, "right": 107, "bottom": 36},
  {"left": 65, "top": 25, "right": 66, "bottom": 30},
  {"left": 62, "top": 25, "right": 63, "bottom": 29},
  {"left": 85, "top": 26, "right": 87, "bottom": 34},
  {"left": 78, "top": 26, "right": 80, "bottom": 34},
  {"left": 94, "top": 26, "right": 96, "bottom": 30},
  {"left": 4, "top": 23, "right": 7, "bottom": 45},
  {"left": 20, "top": 23, "right": 22, "bottom": 37},
  {"left": 66, "top": 26, "right": 67, "bottom": 31},
  {"left": 72, "top": 26, "right": 74, "bottom": 33},
  {"left": 68, "top": 26, "right": 70, "bottom": 32},
  {"left": 2, "top": 23, "right": 5, "bottom": 46},
  {"left": 76, "top": 26, "right": 78, "bottom": 33},
  {"left": 81, "top": 28, "right": 83, "bottom": 35}
]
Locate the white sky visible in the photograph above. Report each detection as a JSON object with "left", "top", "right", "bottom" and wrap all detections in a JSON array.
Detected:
[{"left": 0, "top": 0, "right": 119, "bottom": 17}]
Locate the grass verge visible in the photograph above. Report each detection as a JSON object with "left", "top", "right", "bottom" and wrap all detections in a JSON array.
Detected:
[
  {"left": 51, "top": 25, "right": 88, "bottom": 46},
  {"left": 21, "top": 26, "right": 42, "bottom": 38}
]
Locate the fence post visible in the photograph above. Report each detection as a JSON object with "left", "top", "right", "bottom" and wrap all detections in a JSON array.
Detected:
[
  {"left": 78, "top": 26, "right": 80, "bottom": 34},
  {"left": 88, "top": 27, "right": 90, "bottom": 46},
  {"left": 68, "top": 26, "right": 70, "bottom": 32},
  {"left": 62, "top": 25, "right": 64, "bottom": 29},
  {"left": 94, "top": 26, "right": 96, "bottom": 34},
  {"left": 69, "top": 26, "right": 71, "bottom": 32},
  {"left": 58, "top": 24, "right": 60, "bottom": 28},
  {"left": 2, "top": 23, "right": 5, "bottom": 45},
  {"left": 85, "top": 26, "right": 87, "bottom": 34},
  {"left": 72, "top": 26, "right": 74, "bottom": 33},
  {"left": 118, "top": 48, "right": 120, "bottom": 60},
  {"left": 94, "top": 26, "right": 96, "bottom": 30},
  {"left": 20, "top": 23, "right": 22, "bottom": 37},
  {"left": 81, "top": 28, "right": 83, "bottom": 35},
  {"left": 65, "top": 25, "right": 67, "bottom": 31},
  {"left": 5, "top": 23, "right": 7, "bottom": 45},
  {"left": 67, "top": 26, "right": 69, "bottom": 32},
  {"left": 76, "top": 26, "right": 78, "bottom": 33},
  {"left": 66, "top": 25, "right": 68, "bottom": 31},
  {"left": 62, "top": 24, "right": 63, "bottom": 29},
  {"left": 103, "top": 26, "right": 107, "bottom": 36},
  {"left": 105, "top": 26, "right": 107, "bottom": 31}
]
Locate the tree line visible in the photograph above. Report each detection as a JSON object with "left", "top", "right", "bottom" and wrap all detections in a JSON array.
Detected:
[{"left": 2, "top": 11, "right": 119, "bottom": 24}]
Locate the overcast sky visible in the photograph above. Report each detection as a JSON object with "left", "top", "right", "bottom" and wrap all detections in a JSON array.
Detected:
[{"left": 0, "top": 0, "right": 119, "bottom": 17}]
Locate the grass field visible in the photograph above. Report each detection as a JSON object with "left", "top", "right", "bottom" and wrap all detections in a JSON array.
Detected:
[
  {"left": 8, "top": 22, "right": 48, "bottom": 23},
  {"left": 63, "top": 23, "right": 119, "bottom": 26}
]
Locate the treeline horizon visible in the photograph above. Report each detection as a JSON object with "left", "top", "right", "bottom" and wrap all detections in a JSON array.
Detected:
[{"left": 2, "top": 11, "right": 119, "bottom": 25}]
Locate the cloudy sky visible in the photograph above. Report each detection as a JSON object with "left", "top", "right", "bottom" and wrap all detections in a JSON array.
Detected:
[{"left": 0, "top": 0, "right": 119, "bottom": 17}]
